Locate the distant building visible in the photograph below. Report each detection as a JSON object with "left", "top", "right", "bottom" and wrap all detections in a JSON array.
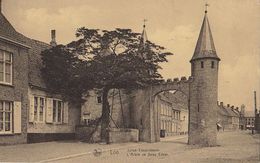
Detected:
[
  {"left": 244, "top": 111, "right": 255, "bottom": 129},
  {"left": 217, "top": 102, "right": 240, "bottom": 131},
  {"left": 80, "top": 89, "right": 130, "bottom": 129},
  {"left": 154, "top": 91, "right": 188, "bottom": 137},
  {"left": 239, "top": 104, "right": 246, "bottom": 130},
  {"left": 255, "top": 111, "right": 260, "bottom": 133}
]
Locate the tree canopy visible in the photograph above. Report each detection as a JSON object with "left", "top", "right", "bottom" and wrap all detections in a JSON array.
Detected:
[{"left": 41, "top": 27, "right": 173, "bottom": 142}]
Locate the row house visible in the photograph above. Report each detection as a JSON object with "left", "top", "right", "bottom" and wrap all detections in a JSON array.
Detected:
[
  {"left": 155, "top": 91, "right": 188, "bottom": 137},
  {"left": 0, "top": 8, "right": 80, "bottom": 145},
  {"left": 217, "top": 102, "right": 240, "bottom": 131},
  {"left": 244, "top": 111, "right": 255, "bottom": 129}
]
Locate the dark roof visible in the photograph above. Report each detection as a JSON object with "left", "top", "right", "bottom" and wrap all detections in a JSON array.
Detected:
[
  {"left": 26, "top": 39, "right": 50, "bottom": 88},
  {"left": 191, "top": 12, "right": 220, "bottom": 62},
  {"left": 0, "top": 13, "right": 27, "bottom": 45},
  {"left": 232, "top": 109, "right": 240, "bottom": 116},
  {"left": 218, "top": 104, "right": 240, "bottom": 117},
  {"left": 217, "top": 105, "right": 229, "bottom": 116},
  {"left": 158, "top": 92, "right": 188, "bottom": 111},
  {"left": 0, "top": 12, "right": 50, "bottom": 88},
  {"left": 224, "top": 107, "right": 239, "bottom": 117}
]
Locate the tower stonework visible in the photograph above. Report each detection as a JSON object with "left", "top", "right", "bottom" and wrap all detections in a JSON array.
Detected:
[{"left": 188, "top": 10, "right": 220, "bottom": 146}]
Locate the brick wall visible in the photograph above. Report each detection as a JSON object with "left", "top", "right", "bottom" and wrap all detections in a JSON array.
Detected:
[
  {"left": 0, "top": 41, "right": 29, "bottom": 145},
  {"left": 189, "top": 59, "right": 219, "bottom": 146}
]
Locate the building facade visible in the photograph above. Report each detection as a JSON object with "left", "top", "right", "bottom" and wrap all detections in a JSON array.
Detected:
[
  {"left": 244, "top": 111, "right": 255, "bottom": 129},
  {"left": 217, "top": 102, "right": 240, "bottom": 131},
  {"left": 154, "top": 91, "right": 188, "bottom": 137},
  {"left": 0, "top": 11, "right": 30, "bottom": 145},
  {"left": 0, "top": 9, "right": 80, "bottom": 145},
  {"left": 81, "top": 89, "right": 130, "bottom": 129}
]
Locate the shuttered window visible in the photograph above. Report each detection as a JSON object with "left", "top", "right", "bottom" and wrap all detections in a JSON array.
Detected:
[
  {"left": 0, "top": 101, "right": 13, "bottom": 134},
  {"left": 53, "top": 99, "right": 67, "bottom": 123},
  {"left": 45, "top": 98, "right": 53, "bottom": 123},
  {"left": 13, "top": 101, "right": 21, "bottom": 134},
  {"left": 29, "top": 96, "right": 69, "bottom": 124},
  {"left": 31, "top": 96, "right": 45, "bottom": 122}
]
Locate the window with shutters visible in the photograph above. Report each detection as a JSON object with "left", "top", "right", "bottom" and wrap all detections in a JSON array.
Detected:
[
  {"left": 0, "top": 50, "right": 12, "bottom": 85},
  {"left": 0, "top": 101, "right": 13, "bottom": 134},
  {"left": 39, "top": 98, "right": 44, "bottom": 121},
  {"left": 53, "top": 100, "right": 63, "bottom": 123},
  {"left": 33, "top": 97, "right": 45, "bottom": 122}
]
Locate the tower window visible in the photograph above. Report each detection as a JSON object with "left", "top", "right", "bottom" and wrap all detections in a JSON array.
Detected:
[
  {"left": 201, "top": 61, "right": 204, "bottom": 68},
  {"left": 97, "top": 96, "right": 102, "bottom": 104},
  {"left": 211, "top": 61, "right": 215, "bottom": 68},
  {"left": 198, "top": 104, "right": 200, "bottom": 112}
]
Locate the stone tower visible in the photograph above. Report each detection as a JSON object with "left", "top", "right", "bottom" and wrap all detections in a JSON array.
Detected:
[{"left": 188, "top": 8, "right": 220, "bottom": 146}]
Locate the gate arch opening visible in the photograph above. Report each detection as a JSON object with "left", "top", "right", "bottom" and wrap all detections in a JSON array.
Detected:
[{"left": 153, "top": 89, "right": 189, "bottom": 141}]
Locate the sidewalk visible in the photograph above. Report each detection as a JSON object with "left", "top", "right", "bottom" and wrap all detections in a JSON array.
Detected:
[
  {"left": 0, "top": 140, "right": 143, "bottom": 162},
  {"left": 0, "top": 131, "right": 259, "bottom": 162},
  {"left": 160, "top": 134, "right": 187, "bottom": 142}
]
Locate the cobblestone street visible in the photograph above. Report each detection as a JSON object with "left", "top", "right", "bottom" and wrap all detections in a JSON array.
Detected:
[{"left": 0, "top": 131, "right": 259, "bottom": 163}]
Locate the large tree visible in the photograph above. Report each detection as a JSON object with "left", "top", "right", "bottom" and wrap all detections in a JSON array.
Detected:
[
  {"left": 41, "top": 45, "right": 93, "bottom": 105},
  {"left": 41, "top": 28, "right": 173, "bottom": 143}
]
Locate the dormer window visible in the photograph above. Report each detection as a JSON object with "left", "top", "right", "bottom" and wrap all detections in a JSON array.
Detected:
[
  {"left": 0, "top": 50, "right": 12, "bottom": 84},
  {"left": 201, "top": 61, "right": 204, "bottom": 68},
  {"left": 211, "top": 61, "right": 215, "bottom": 68}
]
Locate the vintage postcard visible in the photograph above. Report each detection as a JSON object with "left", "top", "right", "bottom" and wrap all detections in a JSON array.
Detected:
[{"left": 0, "top": 0, "right": 259, "bottom": 162}]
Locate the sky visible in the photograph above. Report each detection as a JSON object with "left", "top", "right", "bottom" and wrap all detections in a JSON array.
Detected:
[{"left": 2, "top": 0, "right": 260, "bottom": 111}]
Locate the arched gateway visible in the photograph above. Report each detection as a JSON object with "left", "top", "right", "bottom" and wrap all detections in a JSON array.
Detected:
[{"left": 130, "top": 8, "right": 220, "bottom": 147}]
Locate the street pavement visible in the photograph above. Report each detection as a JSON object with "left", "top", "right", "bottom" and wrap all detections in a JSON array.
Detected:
[{"left": 0, "top": 131, "right": 259, "bottom": 163}]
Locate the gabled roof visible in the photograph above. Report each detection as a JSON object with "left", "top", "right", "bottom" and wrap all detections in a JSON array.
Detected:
[
  {"left": 191, "top": 11, "right": 220, "bottom": 62},
  {"left": 232, "top": 109, "right": 240, "bottom": 116},
  {"left": 225, "top": 107, "right": 239, "bottom": 117},
  {"left": 217, "top": 105, "right": 229, "bottom": 116},
  {"left": 0, "top": 12, "right": 50, "bottom": 88},
  {"left": 0, "top": 13, "right": 29, "bottom": 47},
  {"left": 218, "top": 105, "right": 240, "bottom": 117}
]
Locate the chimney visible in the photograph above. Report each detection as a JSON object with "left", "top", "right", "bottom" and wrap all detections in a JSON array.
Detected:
[
  {"left": 227, "top": 104, "right": 230, "bottom": 107},
  {"left": 50, "top": 30, "right": 57, "bottom": 47},
  {"left": 231, "top": 106, "right": 234, "bottom": 109},
  {"left": 220, "top": 102, "right": 224, "bottom": 106}
]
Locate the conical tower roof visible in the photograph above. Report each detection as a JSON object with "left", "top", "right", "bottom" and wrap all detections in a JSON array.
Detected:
[
  {"left": 138, "top": 22, "right": 149, "bottom": 59},
  {"left": 191, "top": 10, "right": 220, "bottom": 62},
  {"left": 140, "top": 23, "right": 148, "bottom": 46}
]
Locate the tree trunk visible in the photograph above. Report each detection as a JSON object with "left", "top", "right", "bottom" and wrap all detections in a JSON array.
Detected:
[{"left": 101, "top": 87, "right": 110, "bottom": 143}]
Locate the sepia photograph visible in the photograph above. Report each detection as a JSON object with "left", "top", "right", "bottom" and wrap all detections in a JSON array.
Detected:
[{"left": 0, "top": 0, "right": 259, "bottom": 162}]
